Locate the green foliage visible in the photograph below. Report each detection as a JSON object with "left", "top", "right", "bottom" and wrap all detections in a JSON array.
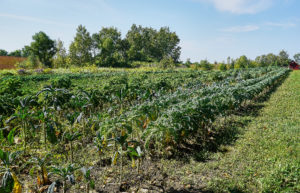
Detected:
[
  {"left": 200, "top": 60, "right": 212, "bottom": 70},
  {"left": 16, "top": 54, "right": 41, "bottom": 69},
  {"left": 126, "top": 24, "right": 181, "bottom": 63},
  {"left": 69, "top": 25, "right": 93, "bottom": 66},
  {"left": 0, "top": 49, "right": 8, "bottom": 56},
  {"left": 278, "top": 50, "right": 290, "bottom": 67},
  {"left": 159, "top": 56, "right": 175, "bottom": 69},
  {"left": 53, "top": 39, "right": 68, "bottom": 68},
  {"left": 50, "top": 76, "right": 72, "bottom": 89},
  {"left": 234, "top": 55, "right": 249, "bottom": 69},
  {"left": 92, "top": 27, "right": 127, "bottom": 67},
  {"left": 218, "top": 63, "right": 227, "bottom": 71},
  {"left": 293, "top": 53, "right": 300, "bottom": 64},
  {"left": 8, "top": 50, "right": 22, "bottom": 57},
  {"left": 0, "top": 77, "right": 22, "bottom": 96},
  {"left": 30, "top": 31, "right": 56, "bottom": 67}
]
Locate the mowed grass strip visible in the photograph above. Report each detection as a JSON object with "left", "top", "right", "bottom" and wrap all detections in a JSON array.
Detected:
[{"left": 207, "top": 70, "right": 300, "bottom": 192}]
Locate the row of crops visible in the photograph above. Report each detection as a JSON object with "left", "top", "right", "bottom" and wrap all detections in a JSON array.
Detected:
[{"left": 0, "top": 67, "right": 289, "bottom": 192}]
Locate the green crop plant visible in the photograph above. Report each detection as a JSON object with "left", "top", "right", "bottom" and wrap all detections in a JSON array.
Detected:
[
  {"left": 6, "top": 96, "right": 36, "bottom": 153},
  {"left": 63, "top": 131, "right": 82, "bottom": 163},
  {"left": 0, "top": 149, "right": 22, "bottom": 193},
  {"left": 30, "top": 154, "right": 52, "bottom": 187},
  {"left": 49, "top": 164, "right": 79, "bottom": 193},
  {"left": 80, "top": 166, "right": 95, "bottom": 193}
]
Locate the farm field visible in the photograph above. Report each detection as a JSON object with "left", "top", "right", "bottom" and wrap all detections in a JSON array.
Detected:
[
  {"left": 0, "top": 67, "right": 299, "bottom": 192},
  {"left": 0, "top": 56, "right": 26, "bottom": 70}
]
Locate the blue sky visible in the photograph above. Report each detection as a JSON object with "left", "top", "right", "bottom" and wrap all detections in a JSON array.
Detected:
[{"left": 0, "top": 0, "right": 299, "bottom": 62}]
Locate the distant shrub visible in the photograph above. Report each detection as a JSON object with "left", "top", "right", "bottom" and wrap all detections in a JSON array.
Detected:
[
  {"left": 218, "top": 63, "right": 227, "bottom": 71},
  {"left": 16, "top": 54, "right": 41, "bottom": 69},
  {"left": 200, "top": 60, "right": 213, "bottom": 71},
  {"left": 160, "top": 56, "right": 176, "bottom": 69}
]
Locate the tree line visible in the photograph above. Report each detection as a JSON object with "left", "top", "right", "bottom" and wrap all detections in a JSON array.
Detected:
[
  {"left": 0, "top": 24, "right": 181, "bottom": 68},
  {"left": 185, "top": 50, "right": 299, "bottom": 71},
  {"left": 1, "top": 24, "right": 299, "bottom": 69}
]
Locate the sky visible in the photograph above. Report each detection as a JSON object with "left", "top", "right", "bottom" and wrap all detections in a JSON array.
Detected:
[{"left": 0, "top": 0, "right": 300, "bottom": 62}]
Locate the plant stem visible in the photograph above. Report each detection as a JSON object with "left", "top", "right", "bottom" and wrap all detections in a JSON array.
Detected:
[
  {"left": 86, "top": 183, "right": 89, "bottom": 193},
  {"left": 43, "top": 122, "right": 47, "bottom": 151},
  {"left": 70, "top": 141, "right": 74, "bottom": 163}
]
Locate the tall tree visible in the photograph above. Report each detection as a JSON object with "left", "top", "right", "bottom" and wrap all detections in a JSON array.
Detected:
[
  {"left": 21, "top": 46, "right": 32, "bottom": 57},
  {"left": 234, "top": 55, "right": 249, "bottom": 69},
  {"left": 8, "top": 50, "right": 22, "bottom": 57},
  {"left": 69, "top": 25, "right": 92, "bottom": 66},
  {"left": 0, "top": 49, "right": 8, "bottom": 56},
  {"left": 30, "top": 31, "right": 56, "bottom": 67},
  {"left": 154, "top": 27, "right": 181, "bottom": 62},
  {"left": 278, "top": 50, "right": 290, "bottom": 66},
  {"left": 293, "top": 53, "right": 300, "bottom": 64},
  {"left": 92, "top": 27, "right": 126, "bottom": 67},
  {"left": 53, "top": 39, "right": 68, "bottom": 68},
  {"left": 125, "top": 24, "right": 181, "bottom": 63}
]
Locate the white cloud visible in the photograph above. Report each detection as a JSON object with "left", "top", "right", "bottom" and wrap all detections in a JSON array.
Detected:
[
  {"left": 265, "top": 22, "right": 296, "bottom": 28},
  {"left": 197, "top": 0, "right": 273, "bottom": 14},
  {"left": 0, "top": 13, "right": 68, "bottom": 26},
  {"left": 221, "top": 25, "right": 260, "bottom": 32}
]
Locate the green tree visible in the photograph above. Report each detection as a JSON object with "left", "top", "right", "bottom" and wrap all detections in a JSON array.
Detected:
[
  {"left": 8, "top": 50, "right": 22, "bottom": 57},
  {"left": 126, "top": 24, "right": 154, "bottom": 62},
  {"left": 69, "top": 25, "right": 92, "bottom": 66},
  {"left": 278, "top": 50, "right": 290, "bottom": 66},
  {"left": 219, "top": 63, "right": 227, "bottom": 71},
  {"left": 160, "top": 56, "right": 175, "bottom": 68},
  {"left": 53, "top": 39, "right": 68, "bottom": 68},
  {"left": 125, "top": 24, "right": 181, "bottom": 63},
  {"left": 21, "top": 46, "right": 32, "bottom": 57},
  {"left": 0, "top": 49, "right": 8, "bottom": 56},
  {"left": 200, "top": 59, "right": 212, "bottom": 70},
  {"left": 255, "top": 55, "right": 267, "bottom": 67},
  {"left": 266, "top": 53, "right": 278, "bottom": 66},
  {"left": 17, "top": 54, "right": 41, "bottom": 69},
  {"left": 154, "top": 27, "right": 181, "bottom": 62},
  {"left": 234, "top": 55, "right": 249, "bottom": 69},
  {"left": 30, "top": 31, "right": 56, "bottom": 67},
  {"left": 293, "top": 53, "right": 300, "bottom": 64},
  {"left": 92, "top": 27, "right": 126, "bottom": 67}
]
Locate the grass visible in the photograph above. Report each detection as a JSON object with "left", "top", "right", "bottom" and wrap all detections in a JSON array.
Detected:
[{"left": 163, "top": 70, "right": 300, "bottom": 193}]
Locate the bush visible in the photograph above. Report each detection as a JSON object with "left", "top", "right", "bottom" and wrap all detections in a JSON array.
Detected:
[
  {"left": 200, "top": 60, "right": 213, "bottom": 71},
  {"left": 160, "top": 56, "right": 176, "bottom": 69},
  {"left": 218, "top": 63, "right": 227, "bottom": 71},
  {"left": 16, "top": 54, "right": 41, "bottom": 69},
  {"left": 50, "top": 76, "right": 72, "bottom": 88},
  {"left": 0, "top": 76, "right": 22, "bottom": 95}
]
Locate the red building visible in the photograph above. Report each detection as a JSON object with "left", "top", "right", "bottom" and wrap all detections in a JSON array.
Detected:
[{"left": 289, "top": 61, "right": 299, "bottom": 70}]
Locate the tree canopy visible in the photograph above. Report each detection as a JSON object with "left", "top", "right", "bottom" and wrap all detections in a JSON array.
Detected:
[{"left": 30, "top": 31, "right": 56, "bottom": 67}]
